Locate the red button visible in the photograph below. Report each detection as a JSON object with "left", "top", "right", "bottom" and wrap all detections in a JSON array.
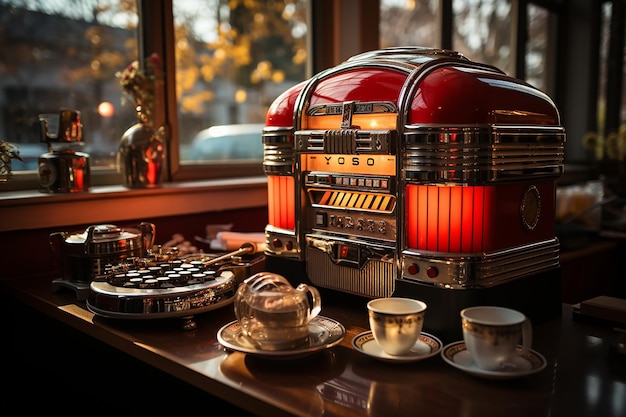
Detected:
[
  {"left": 272, "top": 238, "right": 282, "bottom": 248},
  {"left": 285, "top": 241, "right": 293, "bottom": 250},
  {"left": 407, "top": 263, "right": 419, "bottom": 275},
  {"left": 426, "top": 266, "right": 439, "bottom": 278}
]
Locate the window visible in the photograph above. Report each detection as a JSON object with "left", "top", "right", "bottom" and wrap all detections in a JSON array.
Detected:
[
  {"left": 0, "top": 0, "right": 308, "bottom": 188},
  {"left": 380, "top": 0, "right": 439, "bottom": 49},
  {"left": 378, "top": 0, "right": 559, "bottom": 98},
  {"left": 0, "top": 0, "right": 138, "bottom": 189},
  {"left": 526, "top": 3, "right": 558, "bottom": 95},
  {"left": 172, "top": 0, "right": 308, "bottom": 180},
  {"left": 452, "top": 0, "right": 514, "bottom": 75}
]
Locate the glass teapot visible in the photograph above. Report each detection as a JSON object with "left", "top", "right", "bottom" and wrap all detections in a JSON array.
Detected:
[{"left": 234, "top": 272, "right": 321, "bottom": 351}]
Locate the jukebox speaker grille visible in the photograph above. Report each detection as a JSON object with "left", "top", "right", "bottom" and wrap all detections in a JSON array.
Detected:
[{"left": 306, "top": 243, "right": 396, "bottom": 297}]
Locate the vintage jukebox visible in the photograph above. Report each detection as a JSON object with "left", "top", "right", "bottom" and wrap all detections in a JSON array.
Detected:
[{"left": 262, "top": 47, "right": 565, "bottom": 341}]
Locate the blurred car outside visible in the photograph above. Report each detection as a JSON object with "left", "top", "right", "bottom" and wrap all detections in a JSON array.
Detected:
[{"left": 185, "top": 123, "right": 264, "bottom": 162}]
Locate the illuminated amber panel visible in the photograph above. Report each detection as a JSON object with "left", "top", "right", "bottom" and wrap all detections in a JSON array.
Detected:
[
  {"left": 309, "top": 189, "right": 395, "bottom": 212},
  {"left": 302, "top": 113, "right": 398, "bottom": 130},
  {"left": 267, "top": 175, "right": 295, "bottom": 230},
  {"left": 303, "top": 154, "right": 396, "bottom": 175}
]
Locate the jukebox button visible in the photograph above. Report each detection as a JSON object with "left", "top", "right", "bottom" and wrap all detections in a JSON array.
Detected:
[
  {"left": 285, "top": 241, "right": 293, "bottom": 250},
  {"left": 407, "top": 263, "right": 419, "bottom": 275},
  {"left": 426, "top": 266, "right": 439, "bottom": 278},
  {"left": 272, "top": 238, "right": 282, "bottom": 248}
]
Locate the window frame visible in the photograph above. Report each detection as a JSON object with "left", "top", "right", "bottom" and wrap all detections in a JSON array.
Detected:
[{"left": 142, "top": 0, "right": 266, "bottom": 183}]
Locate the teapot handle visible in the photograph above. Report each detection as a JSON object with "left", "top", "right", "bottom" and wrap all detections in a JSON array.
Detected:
[{"left": 296, "top": 283, "right": 321, "bottom": 321}]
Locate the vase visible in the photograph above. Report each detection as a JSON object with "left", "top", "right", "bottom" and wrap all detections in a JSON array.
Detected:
[{"left": 118, "top": 122, "right": 166, "bottom": 188}]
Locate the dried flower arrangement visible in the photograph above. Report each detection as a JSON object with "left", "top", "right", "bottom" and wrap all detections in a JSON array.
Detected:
[{"left": 116, "top": 53, "right": 163, "bottom": 127}]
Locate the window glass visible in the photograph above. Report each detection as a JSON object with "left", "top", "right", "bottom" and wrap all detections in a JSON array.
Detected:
[
  {"left": 173, "top": 0, "right": 308, "bottom": 165},
  {"left": 452, "top": 0, "right": 513, "bottom": 75},
  {"left": 379, "top": 0, "right": 439, "bottom": 49},
  {"left": 0, "top": 0, "right": 138, "bottom": 173},
  {"left": 526, "top": 4, "right": 551, "bottom": 93}
]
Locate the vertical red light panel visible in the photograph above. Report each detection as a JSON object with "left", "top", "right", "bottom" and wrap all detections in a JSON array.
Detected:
[
  {"left": 267, "top": 175, "right": 295, "bottom": 230},
  {"left": 406, "top": 185, "right": 418, "bottom": 248},
  {"left": 461, "top": 186, "right": 474, "bottom": 252},
  {"left": 406, "top": 184, "right": 490, "bottom": 253},
  {"left": 437, "top": 187, "right": 451, "bottom": 252},
  {"left": 449, "top": 186, "right": 463, "bottom": 252},
  {"left": 417, "top": 185, "right": 428, "bottom": 249}
]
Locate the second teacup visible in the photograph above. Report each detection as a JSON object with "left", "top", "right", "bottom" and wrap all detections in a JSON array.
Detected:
[
  {"left": 460, "top": 306, "right": 532, "bottom": 370},
  {"left": 367, "top": 297, "right": 427, "bottom": 356}
]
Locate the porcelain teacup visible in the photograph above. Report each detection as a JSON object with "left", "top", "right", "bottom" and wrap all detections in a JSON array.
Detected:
[
  {"left": 461, "top": 306, "right": 532, "bottom": 370},
  {"left": 367, "top": 297, "right": 427, "bottom": 356}
]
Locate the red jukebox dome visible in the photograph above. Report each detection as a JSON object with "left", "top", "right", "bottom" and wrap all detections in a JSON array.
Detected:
[{"left": 262, "top": 47, "right": 565, "bottom": 340}]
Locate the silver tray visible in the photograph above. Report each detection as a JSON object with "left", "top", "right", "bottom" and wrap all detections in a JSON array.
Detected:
[{"left": 86, "top": 270, "right": 236, "bottom": 320}]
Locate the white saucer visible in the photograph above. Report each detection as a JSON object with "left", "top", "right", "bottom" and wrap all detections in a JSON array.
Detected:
[
  {"left": 217, "top": 316, "right": 345, "bottom": 359},
  {"left": 441, "top": 341, "right": 547, "bottom": 379},
  {"left": 352, "top": 331, "right": 442, "bottom": 363}
]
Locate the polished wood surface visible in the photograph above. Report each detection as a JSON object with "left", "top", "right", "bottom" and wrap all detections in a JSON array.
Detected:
[{"left": 2, "top": 274, "right": 625, "bottom": 417}]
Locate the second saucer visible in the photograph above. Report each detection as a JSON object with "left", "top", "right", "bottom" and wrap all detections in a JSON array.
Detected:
[{"left": 352, "top": 331, "right": 442, "bottom": 363}]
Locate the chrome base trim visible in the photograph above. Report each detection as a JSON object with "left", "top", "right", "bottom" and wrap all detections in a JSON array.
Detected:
[
  {"left": 265, "top": 226, "right": 301, "bottom": 259},
  {"left": 400, "top": 238, "right": 560, "bottom": 289}
]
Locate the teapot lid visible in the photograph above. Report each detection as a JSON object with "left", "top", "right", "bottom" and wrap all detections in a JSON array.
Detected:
[
  {"left": 65, "top": 224, "right": 138, "bottom": 244},
  {"left": 243, "top": 272, "right": 293, "bottom": 293}
]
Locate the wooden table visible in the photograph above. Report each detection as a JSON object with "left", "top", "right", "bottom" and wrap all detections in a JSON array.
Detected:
[{"left": 1, "top": 274, "right": 625, "bottom": 417}]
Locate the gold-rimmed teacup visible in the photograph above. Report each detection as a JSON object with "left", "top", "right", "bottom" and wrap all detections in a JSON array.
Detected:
[
  {"left": 367, "top": 297, "right": 427, "bottom": 356},
  {"left": 460, "top": 306, "right": 532, "bottom": 370}
]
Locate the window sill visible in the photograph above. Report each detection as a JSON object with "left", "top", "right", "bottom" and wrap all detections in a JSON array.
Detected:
[{"left": 0, "top": 176, "right": 268, "bottom": 232}]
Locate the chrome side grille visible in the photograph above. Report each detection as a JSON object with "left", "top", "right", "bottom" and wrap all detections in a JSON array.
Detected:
[
  {"left": 404, "top": 125, "right": 565, "bottom": 183},
  {"left": 295, "top": 129, "right": 394, "bottom": 154}
]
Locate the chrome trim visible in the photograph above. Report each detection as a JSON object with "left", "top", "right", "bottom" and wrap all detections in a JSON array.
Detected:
[
  {"left": 305, "top": 234, "right": 396, "bottom": 298},
  {"left": 400, "top": 238, "right": 560, "bottom": 289},
  {"left": 403, "top": 125, "right": 565, "bottom": 183},
  {"left": 263, "top": 126, "right": 295, "bottom": 174},
  {"left": 264, "top": 226, "right": 302, "bottom": 259},
  {"left": 295, "top": 129, "right": 395, "bottom": 154},
  {"left": 307, "top": 101, "right": 398, "bottom": 116},
  {"left": 86, "top": 271, "right": 236, "bottom": 318},
  {"left": 346, "top": 47, "right": 470, "bottom": 64},
  {"left": 308, "top": 208, "right": 397, "bottom": 241},
  {"left": 520, "top": 185, "right": 541, "bottom": 230}
]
